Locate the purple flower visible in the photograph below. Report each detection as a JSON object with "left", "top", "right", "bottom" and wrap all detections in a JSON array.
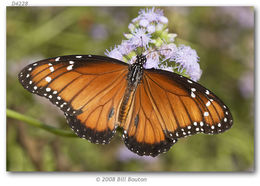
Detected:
[
  {"left": 185, "top": 62, "right": 202, "bottom": 82},
  {"left": 128, "top": 23, "right": 135, "bottom": 32},
  {"left": 105, "top": 46, "right": 123, "bottom": 61},
  {"left": 133, "top": 7, "right": 168, "bottom": 25},
  {"left": 139, "top": 19, "right": 149, "bottom": 27},
  {"left": 171, "top": 45, "right": 202, "bottom": 81},
  {"left": 105, "top": 7, "right": 201, "bottom": 82},
  {"left": 143, "top": 51, "right": 160, "bottom": 69},
  {"left": 155, "top": 23, "right": 164, "bottom": 31},
  {"left": 147, "top": 24, "right": 156, "bottom": 33},
  {"left": 159, "top": 16, "right": 168, "bottom": 24},
  {"left": 161, "top": 65, "right": 173, "bottom": 72},
  {"left": 129, "top": 28, "right": 152, "bottom": 49},
  {"left": 160, "top": 43, "right": 178, "bottom": 60},
  {"left": 117, "top": 40, "right": 136, "bottom": 55}
]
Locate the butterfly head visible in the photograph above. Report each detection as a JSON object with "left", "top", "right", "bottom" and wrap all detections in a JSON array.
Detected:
[{"left": 135, "top": 54, "right": 147, "bottom": 66}]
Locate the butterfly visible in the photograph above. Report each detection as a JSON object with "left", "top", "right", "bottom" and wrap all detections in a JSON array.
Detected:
[{"left": 18, "top": 54, "right": 233, "bottom": 157}]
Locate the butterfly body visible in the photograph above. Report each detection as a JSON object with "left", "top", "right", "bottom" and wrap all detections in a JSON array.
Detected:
[
  {"left": 119, "top": 55, "right": 147, "bottom": 125},
  {"left": 18, "top": 54, "right": 233, "bottom": 157}
]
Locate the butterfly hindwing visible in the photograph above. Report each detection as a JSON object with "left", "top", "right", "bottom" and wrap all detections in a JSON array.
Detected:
[{"left": 121, "top": 82, "right": 178, "bottom": 157}]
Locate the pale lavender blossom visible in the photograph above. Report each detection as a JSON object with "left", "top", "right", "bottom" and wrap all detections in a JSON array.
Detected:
[
  {"left": 143, "top": 51, "right": 160, "bottom": 69},
  {"left": 155, "top": 23, "right": 164, "bottom": 31},
  {"left": 161, "top": 65, "right": 173, "bottom": 72},
  {"left": 105, "top": 46, "right": 123, "bottom": 61},
  {"left": 117, "top": 40, "right": 136, "bottom": 55},
  {"left": 159, "top": 16, "right": 168, "bottom": 24},
  {"left": 133, "top": 7, "right": 168, "bottom": 25},
  {"left": 160, "top": 43, "right": 178, "bottom": 60},
  {"left": 129, "top": 28, "right": 152, "bottom": 49},
  {"left": 105, "top": 7, "right": 202, "bottom": 82},
  {"left": 139, "top": 19, "right": 149, "bottom": 27},
  {"left": 147, "top": 24, "right": 156, "bottom": 33},
  {"left": 171, "top": 45, "right": 201, "bottom": 81},
  {"left": 185, "top": 62, "right": 202, "bottom": 82},
  {"left": 128, "top": 23, "right": 135, "bottom": 32}
]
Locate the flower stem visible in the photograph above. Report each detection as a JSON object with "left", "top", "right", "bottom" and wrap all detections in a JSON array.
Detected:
[{"left": 6, "top": 108, "right": 77, "bottom": 137}]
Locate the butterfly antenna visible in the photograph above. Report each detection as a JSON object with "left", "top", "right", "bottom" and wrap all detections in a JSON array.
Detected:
[
  {"left": 140, "top": 36, "right": 144, "bottom": 54},
  {"left": 145, "top": 48, "right": 172, "bottom": 56}
]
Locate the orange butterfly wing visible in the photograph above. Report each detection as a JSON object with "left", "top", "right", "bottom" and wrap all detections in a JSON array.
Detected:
[
  {"left": 18, "top": 55, "right": 128, "bottom": 144},
  {"left": 121, "top": 69, "right": 233, "bottom": 157}
]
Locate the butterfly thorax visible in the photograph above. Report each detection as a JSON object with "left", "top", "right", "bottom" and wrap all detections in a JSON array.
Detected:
[
  {"left": 118, "top": 55, "right": 146, "bottom": 125},
  {"left": 127, "top": 55, "right": 146, "bottom": 87}
]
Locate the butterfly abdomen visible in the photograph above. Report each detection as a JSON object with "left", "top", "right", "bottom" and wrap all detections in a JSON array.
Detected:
[
  {"left": 118, "top": 87, "right": 136, "bottom": 124},
  {"left": 118, "top": 62, "right": 144, "bottom": 125}
]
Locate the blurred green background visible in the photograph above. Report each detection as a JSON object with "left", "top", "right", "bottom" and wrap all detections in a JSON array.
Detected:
[{"left": 6, "top": 7, "right": 254, "bottom": 171}]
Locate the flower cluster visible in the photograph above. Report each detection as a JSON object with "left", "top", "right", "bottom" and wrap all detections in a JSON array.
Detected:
[{"left": 105, "top": 7, "right": 202, "bottom": 81}]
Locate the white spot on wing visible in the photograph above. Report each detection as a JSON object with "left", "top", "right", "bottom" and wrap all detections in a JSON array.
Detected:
[
  {"left": 49, "top": 66, "right": 54, "bottom": 72},
  {"left": 206, "top": 101, "right": 211, "bottom": 107},
  {"left": 55, "top": 57, "right": 60, "bottom": 61},
  {"left": 45, "top": 76, "right": 52, "bottom": 82},
  {"left": 191, "top": 92, "right": 196, "bottom": 98},
  {"left": 204, "top": 112, "right": 209, "bottom": 116},
  {"left": 76, "top": 56, "right": 82, "bottom": 58},
  {"left": 67, "top": 65, "right": 73, "bottom": 71}
]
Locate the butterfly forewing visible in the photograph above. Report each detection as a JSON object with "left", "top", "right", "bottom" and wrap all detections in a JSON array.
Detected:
[
  {"left": 143, "top": 69, "right": 233, "bottom": 137},
  {"left": 18, "top": 55, "right": 129, "bottom": 144}
]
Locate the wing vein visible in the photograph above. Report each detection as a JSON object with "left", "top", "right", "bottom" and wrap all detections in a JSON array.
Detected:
[
  {"left": 78, "top": 71, "right": 127, "bottom": 110},
  {"left": 143, "top": 76, "right": 166, "bottom": 134}
]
